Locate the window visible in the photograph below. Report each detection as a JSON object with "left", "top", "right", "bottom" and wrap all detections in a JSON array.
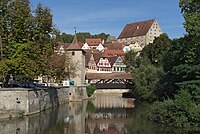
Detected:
[{"left": 72, "top": 51, "right": 75, "bottom": 56}]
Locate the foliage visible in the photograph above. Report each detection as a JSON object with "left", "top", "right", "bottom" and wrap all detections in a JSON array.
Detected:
[
  {"left": 179, "top": 0, "right": 200, "bottom": 38},
  {"left": 132, "top": 63, "right": 164, "bottom": 101},
  {"left": 143, "top": 33, "right": 172, "bottom": 65},
  {"left": 0, "top": 59, "right": 9, "bottom": 81},
  {"left": 8, "top": 43, "right": 39, "bottom": 77},
  {"left": 59, "top": 32, "right": 110, "bottom": 43},
  {"left": 0, "top": 1, "right": 77, "bottom": 84},
  {"left": 124, "top": 50, "right": 139, "bottom": 71},
  {"left": 86, "top": 101, "right": 96, "bottom": 113},
  {"left": 148, "top": 0, "right": 200, "bottom": 128},
  {"left": 60, "top": 33, "right": 74, "bottom": 43},
  {"left": 149, "top": 90, "right": 200, "bottom": 127},
  {"left": 46, "top": 52, "right": 77, "bottom": 83},
  {"left": 86, "top": 85, "right": 96, "bottom": 97}
]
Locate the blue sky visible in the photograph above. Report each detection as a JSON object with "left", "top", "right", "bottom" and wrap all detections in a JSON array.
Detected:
[{"left": 30, "top": 0, "right": 186, "bottom": 39}]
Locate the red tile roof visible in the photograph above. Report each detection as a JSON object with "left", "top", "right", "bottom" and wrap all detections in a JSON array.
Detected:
[
  {"left": 101, "top": 51, "right": 110, "bottom": 58},
  {"left": 104, "top": 49, "right": 124, "bottom": 56},
  {"left": 86, "top": 38, "right": 102, "bottom": 46},
  {"left": 118, "top": 19, "right": 155, "bottom": 39},
  {"left": 104, "top": 43, "right": 128, "bottom": 50},
  {"left": 84, "top": 49, "right": 100, "bottom": 55}
]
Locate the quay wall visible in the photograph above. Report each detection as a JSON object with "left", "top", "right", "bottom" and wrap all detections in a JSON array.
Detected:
[{"left": 0, "top": 86, "right": 87, "bottom": 117}]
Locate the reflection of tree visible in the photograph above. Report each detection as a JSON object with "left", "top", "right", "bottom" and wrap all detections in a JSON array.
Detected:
[
  {"left": 128, "top": 103, "right": 177, "bottom": 134},
  {"left": 86, "top": 101, "right": 96, "bottom": 113}
]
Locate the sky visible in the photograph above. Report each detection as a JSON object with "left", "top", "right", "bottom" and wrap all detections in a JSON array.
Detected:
[{"left": 30, "top": 0, "right": 186, "bottom": 39}]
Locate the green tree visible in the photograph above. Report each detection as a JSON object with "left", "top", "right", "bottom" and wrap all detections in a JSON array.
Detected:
[
  {"left": 143, "top": 33, "right": 172, "bottom": 65},
  {"left": 8, "top": 43, "right": 39, "bottom": 79},
  {"left": 92, "top": 32, "right": 110, "bottom": 41},
  {"left": 86, "top": 85, "right": 96, "bottom": 97},
  {"left": 124, "top": 50, "right": 139, "bottom": 71},
  {"left": 60, "top": 33, "right": 73, "bottom": 43},
  {"left": 0, "top": 59, "right": 9, "bottom": 81},
  {"left": 179, "top": 0, "right": 200, "bottom": 38},
  {"left": 32, "top": 3, "right": 54, "bottom": 75},
  {"left": 46, "top": 52, "right": 77, "bottom": 83},
  {"left": 149, "top": 0, "right": 200, "bottom": 127}
]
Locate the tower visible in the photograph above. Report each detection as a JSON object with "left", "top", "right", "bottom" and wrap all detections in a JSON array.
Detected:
[{"left": 66, "top": 34, "right": 86, "bottom": 86}]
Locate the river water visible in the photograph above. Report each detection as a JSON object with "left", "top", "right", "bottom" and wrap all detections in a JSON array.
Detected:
[{"left": 0, "top": 93, "right": 198, "bottom": 134}]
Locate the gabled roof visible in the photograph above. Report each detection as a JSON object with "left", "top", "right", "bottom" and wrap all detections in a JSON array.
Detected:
[
  {"left": 93, "top": 53, "right": 102, "bottom": 64},
  {"left": 84, "top": 50, "right": 102, "bottom": 65},
  {"left": 85, "top": 54, "right": 91, "bottom": 66},
  {"left": 118, "top": 19, "right": 155, "bottom": 39},
  {"left": 86, "top": 38, "right": 102, "bottom": 46},
  {"left": 108, "top": 56, "right": 118, "bottom": 66}
]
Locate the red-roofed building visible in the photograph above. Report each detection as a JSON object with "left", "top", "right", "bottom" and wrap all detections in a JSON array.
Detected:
[
  {"left": 104, "top": 49, "right": 124, "bottom": 57},
  {"left": 118, "top": 19, "right": 163, "bottom": 48},
  {"left": 82, "top": 38, "right": 104, "bottom": 50}
]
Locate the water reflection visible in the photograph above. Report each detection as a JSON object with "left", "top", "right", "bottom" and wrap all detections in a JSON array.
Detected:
[
  {"left": 86, "top": 94, "right": 134, "bottom": 134},
  {"left": 0, "top": 94, "right": 198, "bottom": 134}
]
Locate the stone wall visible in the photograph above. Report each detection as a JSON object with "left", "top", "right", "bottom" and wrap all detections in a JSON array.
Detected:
[
  {"left": 0, "top": 86, "right": 87, "bottom": 117},
  {"left": 0, "top": 87, "right": 69, "bottom": 116},
  {"left": 0, "top": 101, "right": 88, "bottom": 134}
]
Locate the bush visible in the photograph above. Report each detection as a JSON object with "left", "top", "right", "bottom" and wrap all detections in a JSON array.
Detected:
[
  {"left": 86, "top": 85, "right": 96, "bottom": 97},
  {"left": 149, "top": 90, "right": 200, "bottom": 127}
]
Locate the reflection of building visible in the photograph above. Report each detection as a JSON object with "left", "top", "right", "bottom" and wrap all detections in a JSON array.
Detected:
[
  {"left": 85, "top": 94, "right": 134, "bottom": 134},
  {"left": 86, "top": 122, "right": 126, "bottom": 134},
  {"left": 93, "top": 94, "right": 134, "bottom": 108},
  {"left": 64, "top": 102, "right": 87, "bottom": 134}
]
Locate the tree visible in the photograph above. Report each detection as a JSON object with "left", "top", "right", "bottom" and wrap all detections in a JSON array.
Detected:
[
  {"left": 8, "top": 43, "right": 39, "bottom": 79},
  {"left": 0, "top": 0, "right": 33, "bottom": 58},
  {"left": 0, "top": 1, "right": 56, "bottom": 82},
  {"left": 143, "top": 33, "right": 172, "bottom": 65},
  {"left": 179, "top": 0, "right": 200, "bottom": 38},
  {"left": 0, "top": 59, "right": 9, "bottom": 81},
  {"left": 149, "top": 0, "right": 200, "bottom": 127},
  {"left": 124, "top": 50, "right": 139, "bottom": 71},
  {"left": 46, "top": 52, "right": 77, "bottom": 83},
  {"left": 60, "top": 33, "right": 73, "bottom": 43}
]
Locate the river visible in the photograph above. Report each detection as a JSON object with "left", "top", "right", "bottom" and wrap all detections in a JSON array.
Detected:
[{"left": 0, "top": 93, "right": 197, "bottom": 134}]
